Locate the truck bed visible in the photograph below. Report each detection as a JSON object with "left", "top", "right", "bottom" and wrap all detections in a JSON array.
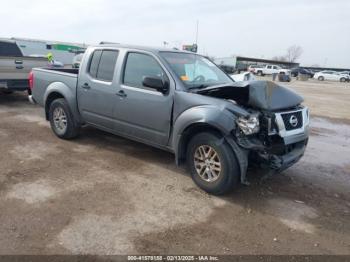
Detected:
[{"left": 31, "top": 67, "right": 79, "bottom": 107}]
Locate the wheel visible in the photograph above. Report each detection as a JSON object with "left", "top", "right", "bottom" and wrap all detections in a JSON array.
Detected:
[
  {"left": 318, "top": 76, "right": 324, "bottom": 81},
  {"left": 187, "top": 132, "right": 240, "bottom": 195},
  {"left": 340, "top": 77, "right": 346, "bottom": 82},
  {"left": 48, "top": 98, "right": 79, "bottom": 139},
  {"left": 257, "top": 71, "right": 263, "bottom": 76}
]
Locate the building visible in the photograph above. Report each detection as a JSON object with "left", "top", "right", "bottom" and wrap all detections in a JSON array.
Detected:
[
  {"left": 302, "top": 66, "right": 350, "bottom": 73},
  {"left": 0, "top": 37, "right": 88, "bottom": 65}
]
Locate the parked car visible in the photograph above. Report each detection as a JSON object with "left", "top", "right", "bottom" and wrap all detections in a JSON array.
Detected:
[
  {"left": 29, "top": 44, "right": 309, "bottom": 195},
  {"left": 247, "top": 65, "right": 262, "bottom": 74},
  {"left": 291, "top": 68, "right": 314, "bottom": 78},
  {"left": 339, "top": 71, "right": 350, "bottom": 79},
  {"left": 313, "top": 71, "right": 349, "bottom": 82},
  {"left": 254, "top": 64, "right": 290, "bottom": 76},
  {"left": 0, "top": 40, "right": 48, "bottom": 94},
  {"left": 230, "top": 72, "right": 256, "bottom": 82}
]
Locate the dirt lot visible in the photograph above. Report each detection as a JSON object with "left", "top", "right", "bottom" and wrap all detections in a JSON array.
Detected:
[{"left": 0, "top": 78, "right": 349, "bottom": 255}]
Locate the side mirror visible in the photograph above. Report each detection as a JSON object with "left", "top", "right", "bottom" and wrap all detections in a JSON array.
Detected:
[{"left": 142, "top": 76, "right": 169, "bottom": 94}]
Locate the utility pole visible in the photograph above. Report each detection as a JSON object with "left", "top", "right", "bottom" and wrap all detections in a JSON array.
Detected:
[{"left": 195, "top": 20, "right": 199, "bottom": 45}]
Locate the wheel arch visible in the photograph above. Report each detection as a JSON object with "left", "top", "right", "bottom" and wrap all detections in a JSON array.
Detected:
[
  {"left": 43, "top": 82, "right": 81, "bottom": 123},
  {"left": 176, "top": 122, "right": 224, "bottom": 166},
  {"left": 45, "top": 92, "right": 65, "bottom": 120}
]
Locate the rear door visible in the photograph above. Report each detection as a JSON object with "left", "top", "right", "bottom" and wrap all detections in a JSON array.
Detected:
[
  {"left": 266, "top": 65, "right": 273, "bottom": 74},
  {"left": 77, "top": 49, "right": 119, "bottom": 130},
  {"left": 113, "top": 51, "right": 174, "bottom": 146},
  {"left": 272, "top": 65, "right": 279, "bottom": 74}
]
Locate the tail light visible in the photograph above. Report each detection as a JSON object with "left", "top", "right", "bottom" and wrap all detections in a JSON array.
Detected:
[{"left": 28, "top": 71, "right": 34, "bottom": 90}]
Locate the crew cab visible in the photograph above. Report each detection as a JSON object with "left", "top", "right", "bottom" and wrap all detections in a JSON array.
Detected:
[
  {"left": 29, "top": 44, "right": 309, "bottom": 195},
  {"left": 254, "top": 64, "right": 290, "bottom": 76}
]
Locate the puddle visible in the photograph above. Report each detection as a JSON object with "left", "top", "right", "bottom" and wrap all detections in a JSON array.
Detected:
[
  {"left": 268, "top": 198, "right": 318, "bottom": 234},
  {"left": 307, "top": 118, "right": 350, "bottom": 167}
]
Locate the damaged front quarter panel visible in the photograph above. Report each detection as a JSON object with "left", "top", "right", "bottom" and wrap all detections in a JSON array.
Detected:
[{"left": 171, "top": 91, "right": 252, "bottom": 184}]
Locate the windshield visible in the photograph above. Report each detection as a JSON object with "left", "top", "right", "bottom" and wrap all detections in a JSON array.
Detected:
[{"left": 160, "top": 52, "right": 233, "bottom": 89}]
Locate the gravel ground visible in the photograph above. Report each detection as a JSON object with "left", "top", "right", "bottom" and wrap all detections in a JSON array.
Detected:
[{"left": 0, "top": 78, "right": 349, "bottom": 255}]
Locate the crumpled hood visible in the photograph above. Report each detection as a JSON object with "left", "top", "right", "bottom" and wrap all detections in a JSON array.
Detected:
[{"left": 195, "top": 80, "right": 304, "bottom": 111}]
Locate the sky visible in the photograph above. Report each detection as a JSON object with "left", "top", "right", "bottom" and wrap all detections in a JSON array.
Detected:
[{"left": 1, "top": 0, "right": 350, "bottom": 68}]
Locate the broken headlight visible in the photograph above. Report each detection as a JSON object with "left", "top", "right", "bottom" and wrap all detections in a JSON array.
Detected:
[{"left": 236, "top": 115, "right": 260, "bottom": 135}]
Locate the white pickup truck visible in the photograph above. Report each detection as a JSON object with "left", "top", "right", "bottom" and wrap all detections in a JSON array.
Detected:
[{"left": 254, "top": 65, "right": 290, "bottom": 76}]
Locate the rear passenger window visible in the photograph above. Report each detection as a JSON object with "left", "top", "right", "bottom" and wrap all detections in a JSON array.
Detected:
[
  {"left": 88, "top": 50, "right": 102, "bottom": 78},
  {"left": 88, "top": 50, "right": 118, "bottom": 81},
  {"left": 97, "top": 50, "right": 119, "bottom": 81},
  {"left": 123, "top": 52, "right": 167, "bottom": 89}
]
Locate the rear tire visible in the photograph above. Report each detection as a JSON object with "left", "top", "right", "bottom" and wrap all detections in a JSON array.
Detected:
[
  {"left": 187, "top": 132, "right": 240, "bottom": 195},
  {"left": 340, "top": 78, "right": 346, "bottom": 82},
  {"left": 318, "top": 76, "right": 324, "bottom": 81},
  {"left": 257, "top": 71, "right": 263, "bottom": 76},
  {"left": 49, "top": 98, "right": 79, "bottom": 139}
]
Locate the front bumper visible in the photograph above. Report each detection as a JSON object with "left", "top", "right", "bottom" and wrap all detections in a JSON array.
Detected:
[{"left": 257, "top": 138, "right": 308, "bottom": 171}]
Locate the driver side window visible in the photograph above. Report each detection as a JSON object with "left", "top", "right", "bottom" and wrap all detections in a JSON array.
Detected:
[{"left": 123, "top": 52, "right": 168, "bottom": 90}]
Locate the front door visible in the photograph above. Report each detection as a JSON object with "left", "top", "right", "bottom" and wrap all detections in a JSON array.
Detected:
[
  {"left": 113, "top": 51, "right": 174, "bottom": 146},
  {"left": 77, "top": 49, "right": 119, "bottom": 130}
]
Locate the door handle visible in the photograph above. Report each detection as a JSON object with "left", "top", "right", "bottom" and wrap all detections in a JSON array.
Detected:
[
  {"left": 82, "top": 83, "right": 91, "bottom": 90},
  {"left": 116, "top": 90, "right": 127, "bottom": 98}
]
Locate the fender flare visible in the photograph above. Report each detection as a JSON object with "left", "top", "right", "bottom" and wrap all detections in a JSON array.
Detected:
[
  {"left": 44, "top": 82, "right": 81, "bottom": 123},
  {"left": 172, "top": 105, "right": 236, "bottom": 154}
]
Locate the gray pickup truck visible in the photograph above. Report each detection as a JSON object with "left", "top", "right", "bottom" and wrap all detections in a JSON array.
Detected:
[{"left": 29, "top": 44, "right": 309, "bottom": 194}]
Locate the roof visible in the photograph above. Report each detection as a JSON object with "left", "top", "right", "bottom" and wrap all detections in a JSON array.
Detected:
[
  {"left": 95, "top": 43, "right": 193, "bottom": 54},
  {"left": 235, "top": 56, "right": 299, "bottom": 66}
]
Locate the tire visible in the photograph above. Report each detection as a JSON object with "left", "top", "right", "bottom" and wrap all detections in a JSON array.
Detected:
[
  {"left": 340, "top": 78, "right": 346, "bottom": 82},
  {"left": 48, "top": 98, "right": 80, "bottom": 139},
  {"left": 318, "top": 76, "right": 324, "bottom": 81},
  {"left": 257, "top": 71, "right": 263, "bottom": 76},
  {"left": 186, "top": 132, "right": 240, "bottom": 195}
]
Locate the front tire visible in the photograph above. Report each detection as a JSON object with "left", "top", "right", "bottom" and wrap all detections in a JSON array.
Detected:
[
  {"left": 49, "top": 98, "right": 79, "bottom": 139},
  {"left": 187, "top": 132, "right": 240, "bottom": 195}
]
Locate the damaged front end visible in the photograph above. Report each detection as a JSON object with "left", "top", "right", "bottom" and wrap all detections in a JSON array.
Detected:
[
  {"left": 235, "top": 107, "right": 309, "bottom": 172},
  {"left": 195, "top": 80, "right": 310, "bottom": 183}
]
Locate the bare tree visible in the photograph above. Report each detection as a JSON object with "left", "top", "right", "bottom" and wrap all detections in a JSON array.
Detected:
[
  {"left": 286, "top": 45, "right": 303, "bottom": 62},
  {"left": 272, "top": 55, "right": 288, "bottom": 62}
]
